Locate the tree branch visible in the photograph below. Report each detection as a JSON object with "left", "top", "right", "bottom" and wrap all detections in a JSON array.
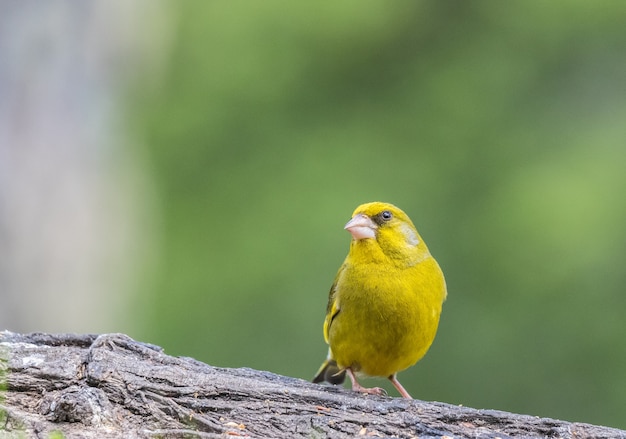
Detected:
[{"left": 1, "top": 331, "right": 623, "bottom": 438}]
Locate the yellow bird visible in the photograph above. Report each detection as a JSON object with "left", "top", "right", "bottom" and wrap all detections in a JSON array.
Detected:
[{"left": 312, "top": 202, "right": 447, "bottom": 399}]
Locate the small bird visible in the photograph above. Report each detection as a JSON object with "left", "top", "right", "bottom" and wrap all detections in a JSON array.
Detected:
[{"left": 312, "top": 202, "right": 447, "bottom": 399}]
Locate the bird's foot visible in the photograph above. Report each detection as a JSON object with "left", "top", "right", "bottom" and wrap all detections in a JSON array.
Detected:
[
  {"left": 346, "top": 368, "right": 388, "bottom": 396},
  {"left": 388, "top": 374, "right": 412, "bottom": 399},
  {"left": 351, "top": 384, "right": 388, "bottom": 396}
]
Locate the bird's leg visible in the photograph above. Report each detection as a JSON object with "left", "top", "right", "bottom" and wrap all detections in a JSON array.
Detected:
[
  {"left": 388, "top": 374, "right": 412, "bottom": 399},
  {"left": 346, "top": 368, "right": 387, "bottom": 396}
]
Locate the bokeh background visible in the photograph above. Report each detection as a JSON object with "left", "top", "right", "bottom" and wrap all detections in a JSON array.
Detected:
[{"left": 1, "top": 0, "right": 625, "bottom": 430}]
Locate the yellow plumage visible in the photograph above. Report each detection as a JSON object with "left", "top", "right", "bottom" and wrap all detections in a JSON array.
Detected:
[{"left": 312, "top": 202, "right": 447, "bottom": 398}]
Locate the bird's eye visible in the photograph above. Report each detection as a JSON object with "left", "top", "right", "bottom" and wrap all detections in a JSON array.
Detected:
[{"left": 381, "top": 210, "right": 393, "bottom": 221}]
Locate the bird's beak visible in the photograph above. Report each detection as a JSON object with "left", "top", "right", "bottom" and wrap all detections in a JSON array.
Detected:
[{"left": 344, "top": 214, "right": 377, "bottom": 240}]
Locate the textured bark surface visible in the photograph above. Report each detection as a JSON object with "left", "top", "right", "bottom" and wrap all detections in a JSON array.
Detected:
[{"left": 1, "top": 331, "right": 624, "bottom": 439}]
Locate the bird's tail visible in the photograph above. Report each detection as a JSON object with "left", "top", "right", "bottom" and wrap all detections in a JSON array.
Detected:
[{"left": 312, "top": 358, "right": 346, "bottom": 385}]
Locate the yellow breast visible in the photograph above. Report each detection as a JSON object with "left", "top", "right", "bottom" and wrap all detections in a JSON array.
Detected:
[{"left": 328, "top": 251, "right": 445, "bottom": 377}]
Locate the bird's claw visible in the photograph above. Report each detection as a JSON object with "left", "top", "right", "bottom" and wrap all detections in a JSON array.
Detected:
[{"left": 354, "top": 386, "right": 387, "bottom": 397}]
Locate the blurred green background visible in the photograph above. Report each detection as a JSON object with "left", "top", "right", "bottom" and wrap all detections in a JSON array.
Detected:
[{"left": 2, "top": 0, "right": 626, "bottom": 431}]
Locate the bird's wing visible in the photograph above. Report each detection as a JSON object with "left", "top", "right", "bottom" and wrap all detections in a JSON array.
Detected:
[{"left": 323, "top": 263, "right": 344, "bottom": 344}]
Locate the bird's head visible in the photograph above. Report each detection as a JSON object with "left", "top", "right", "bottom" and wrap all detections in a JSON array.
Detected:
[{"left": 344, "top": 202, "right": 430, "bottom": 264}]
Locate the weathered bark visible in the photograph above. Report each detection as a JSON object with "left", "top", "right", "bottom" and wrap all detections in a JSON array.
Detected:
[{"left": 0, "top": 332, "right": 623, "bottom": 439}]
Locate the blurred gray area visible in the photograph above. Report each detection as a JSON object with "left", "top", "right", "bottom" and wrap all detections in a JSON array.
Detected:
[{"left": 0, "top": 1, "right": 164, "bottom": 333}]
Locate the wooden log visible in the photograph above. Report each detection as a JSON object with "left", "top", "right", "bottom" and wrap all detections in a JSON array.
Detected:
[{"left": 1, "top": 331, "right": 624, "bottom": 438}]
